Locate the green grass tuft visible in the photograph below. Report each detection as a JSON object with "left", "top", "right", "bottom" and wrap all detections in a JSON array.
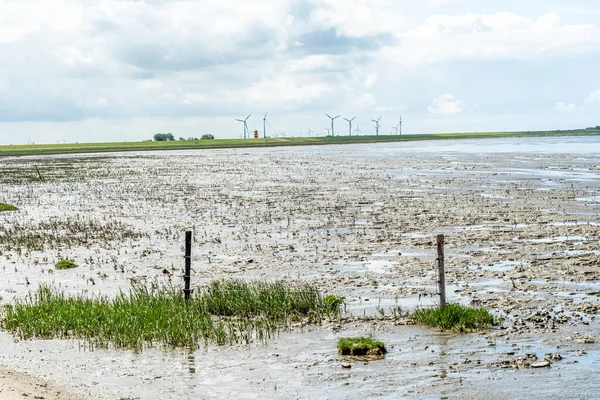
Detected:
[
  {"left": 322, "top": 295, "right": 344, "bottom": 313},
  {"left": 55, "top": 260, "right": 78, "bottom": 270},
  {"left": 0, "top": 280, "right": 343, "bottom": 350},
  {"left": 411, "top": 303, "right": 495, "bottom": 332},
  {"left": 0, "top": 203, "right": 18, "bottom": 212},
  {"left": 337, "top": 337, "right": 387, "bottom": 356}
]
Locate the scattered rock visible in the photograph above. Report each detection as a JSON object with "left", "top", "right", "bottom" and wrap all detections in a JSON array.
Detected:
[
  {"left": 530, "top": 361, "right": 551, "bottom": 368},
  {"left": 544, "top": 353, "right": 562, "bottom": 361},
  {"left": 567, "top": 333, "right": 596, "bottom": 344},
  {"left": 341, "top": 362, "right": 352, "bottom": 369}
]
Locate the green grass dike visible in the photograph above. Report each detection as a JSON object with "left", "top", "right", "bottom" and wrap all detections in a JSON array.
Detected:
[{"left": 1, "top": 129, "right": 598, "bottom": 157}]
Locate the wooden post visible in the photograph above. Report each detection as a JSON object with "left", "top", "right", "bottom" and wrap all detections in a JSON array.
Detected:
[
  {"left": 184, "top": 231, "right": 192, "bottom": 301},
  {"left": 35, "top": 165, "right": 44, "bottom": 182},
  {"left": 436, "top": 234, "right": 446, "bottom": 309}
]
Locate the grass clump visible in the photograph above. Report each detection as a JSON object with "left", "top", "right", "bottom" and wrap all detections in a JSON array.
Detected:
[
  {"left": 0, "top": 203, "right": 18, "bottom": 212},
  {"left": 55, "top": 260, "right": 78, "bottom": 270},
  {"left": 322, "top": 295, "right": 344, "bottom": 312},
  {"left": 411, "top": 303, "right": 495, "bottom": 332},
  {"left": 337, "top": 337, "right": 387, "bottom": 356},
  {"left": 1, "top": 280, "right": 343, "bottom": 350}
]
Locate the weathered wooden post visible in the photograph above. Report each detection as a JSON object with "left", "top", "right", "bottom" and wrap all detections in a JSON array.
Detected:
[
  {"left": 35, "top": 165, "right": 44, "bottom": 182},
  {"left": 436, "top": 234, "right": 446, "bottom": 309},
  {"left": 184, "top": 231, "right": 192, "bottom": 301}
]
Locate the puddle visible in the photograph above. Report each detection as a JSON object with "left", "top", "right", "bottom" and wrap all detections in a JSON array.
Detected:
[
  {"left": 577, "top": 196, "right": 600, "bottom": 202},
  {"left": 469, "top": 261, "right": 522, "bottom": 272},
  {"left": 512, "top": 236, "right": 589, "bottom": 243},
  {"left": 548, "top": 221, "right": 600, "bottom": 227},
  {"left": 366, "top": 260, "right": 396, "bottom": 274}
]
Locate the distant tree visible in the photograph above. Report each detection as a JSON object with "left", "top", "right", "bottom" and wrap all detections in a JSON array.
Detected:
[
  {"left": 153, "top": 133, "right": 175, "bottom": 141},
  {"left": 179, "top": 137, "right": 185, "bottom": 141},
  {"left": 201, "top": 134, "right": 215, "bottom": 140},
  {"left": 187, "top": 137, "right": 199, "bottom": 140}
]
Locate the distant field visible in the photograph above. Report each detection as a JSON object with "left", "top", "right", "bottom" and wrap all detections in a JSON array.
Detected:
[{"left": 1, "top": 129, "right": 599, "bottom": 157}]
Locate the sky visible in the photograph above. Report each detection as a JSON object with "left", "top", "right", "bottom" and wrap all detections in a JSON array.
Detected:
[{"left": 1, "top": 0, "right": 600, "bottom": 144}]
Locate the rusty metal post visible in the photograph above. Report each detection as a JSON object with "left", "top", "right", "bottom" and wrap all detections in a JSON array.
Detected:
[
  {"left": 436, "top": 234, "right": 446, "bottom": 309},
  {"left": 184, "top": 231, "right": 192, "bottom": 301}
]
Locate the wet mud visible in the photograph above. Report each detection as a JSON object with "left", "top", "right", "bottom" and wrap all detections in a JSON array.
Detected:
[{"left": 0, "top": 136, "right": 599, "bottom": 399}]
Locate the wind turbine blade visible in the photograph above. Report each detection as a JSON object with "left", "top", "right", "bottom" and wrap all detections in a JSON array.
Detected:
[
  {"left": 264, "top": 111, "right": 268, "bottom": 119},
  {"left": 350, "top": 117, "right": 356, "bottom": 122},
  {"left": 245, "top": 114, "right": 251, "bottom": 121},
  {"left": 334, "top": 115, "right": 341, "bottom": 119},
  {"left": 236, "top": 119, "right": 243, "bottom": 122},
  {"left": 325, "top": 113, "right": 332, "bottom": 119}
]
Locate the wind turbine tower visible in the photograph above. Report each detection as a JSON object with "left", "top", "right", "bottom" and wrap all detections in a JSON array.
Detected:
[
  {"left": 263, "top": 112, "right": 269, "bottom": 139},
  {"left": 343, "top": 116, "right": 356, "bottom": 136},
  {"left": 399, "top": 115, "right": 403, "bottom": 135},
  {"left": 236, "top": 114, "right": 251, "bottom": 139},
  {"left": 371, "top": 117, "right": 382, "bottom": 136},
  {"left": 325, "top": 113, "right": 340, "bottom": 136}
]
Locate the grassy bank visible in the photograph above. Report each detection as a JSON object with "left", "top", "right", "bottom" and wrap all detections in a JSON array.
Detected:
[
  {"left": 1, "top": 280, "right": 342, "bottom": 350},
  {"left": 1, "top": 129, "right": 598, "bottom": 157}
]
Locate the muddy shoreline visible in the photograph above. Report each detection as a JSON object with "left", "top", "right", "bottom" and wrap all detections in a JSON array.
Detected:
[
  {"left": 0, "top": 365, "right": 86, "bottom": 400},
  {"left": 0, "top": 137, "right": 599, "bottom": 399}
]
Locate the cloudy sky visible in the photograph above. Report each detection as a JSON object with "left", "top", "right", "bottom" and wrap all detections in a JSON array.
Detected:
[{"left": 1, "top": 0, "right": 600, "bottom": 144}]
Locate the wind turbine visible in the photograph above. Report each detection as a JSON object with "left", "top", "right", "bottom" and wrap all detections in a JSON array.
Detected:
[
  {"left": 325, "top": 113, "right": 340, "bottom": 136},
  {"left": 325, "top": 127, "right": 331, "bottom": 136},
  {"left": 354, "top": 125, "right": 361, "bottom": 135},
  {"left": 393, "top": 125, "right": 399, "bottom": 135},
  {"left": 236, "top": 114, "right": 251, "bottom": 139},
  {"left": 399, "top": 114, "right": 403, "bottom": 135},
  {"left": 262, "top": 112, "right": 269, "bottom": 139},
  {"left": 343, "top": 116, "right": 356, "bottom": 136},
  {"left": 371, "top": 117, "right": 382, "bottom": 136},
  {"left": 307, "top": 127, "right": 314, "bottom": 137}
]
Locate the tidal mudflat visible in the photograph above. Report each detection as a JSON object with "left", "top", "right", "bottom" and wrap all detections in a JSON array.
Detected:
[{"left": 0, "top": 136, "right": 599, "bottom": 399}]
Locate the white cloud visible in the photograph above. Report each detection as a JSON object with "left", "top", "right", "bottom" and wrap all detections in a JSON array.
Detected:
[
  {"left": 1, "top": 1, "right": 600, "bottom": 144},
  {"left": 428, "top": 94, "right": 465, "bottom": 116},
  {"left": 309, "top": 0, "right": 404, "bottom": 37},
  {"left": 584, "top": 89, "right": 600, "bottom": 104},
  {"left": 428, "top": 0, "right": 466, "bottom": 7},
  {"left": 364, "top": 73, "right": 378, "bottom": 88},
  {"left": 382, "top": 12, "right": 600, "bottom": 68},
  {"left": 554, "top": 102, "right": 577, "bottom": 112},
  {"left": 355, "top": 93, "right": 377, "bottom": 108},
  {"left": 244, "top": 75, "right": 333, "bottom": 107}
]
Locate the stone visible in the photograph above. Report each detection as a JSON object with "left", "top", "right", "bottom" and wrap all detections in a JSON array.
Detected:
[
  {"left": 530, "top": 361, "right": 551, "bottom": 368},
  {"left": 341, "top": 362, "right": 352, "bottom": 369},
  {"left": 544, "top": 353, "right": 562, "bottom": 361}
]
